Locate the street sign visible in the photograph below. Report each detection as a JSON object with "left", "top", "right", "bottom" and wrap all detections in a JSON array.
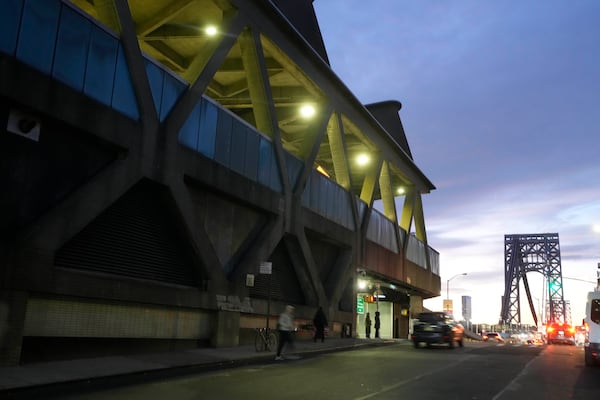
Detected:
[
  {"left": 443, "top": 299, "right": 453, "bottom": 315},
  {"left": 356, "top": 296, "right": 365, "bottom": 314},
  {"left": 259, "top": 261, "right": 272, "bottom": 275}
]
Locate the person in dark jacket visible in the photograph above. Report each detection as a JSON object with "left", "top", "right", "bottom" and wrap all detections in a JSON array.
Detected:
[
  {"left": 374, "top": 311, "right": 381, "bottom": 338},
  {"left": 313, "top": 306, "right": 328, "bottom": 343},
  {"left": 365, "top": 312, "right": 372, "bottom": 338}
]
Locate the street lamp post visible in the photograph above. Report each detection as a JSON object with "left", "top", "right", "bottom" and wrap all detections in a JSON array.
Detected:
[{"left": 446, "top": 273, "right": 467, "bottom": 313}]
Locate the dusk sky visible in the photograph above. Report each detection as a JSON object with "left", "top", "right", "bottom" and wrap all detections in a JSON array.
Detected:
[{"left": 314, "top": 0, "right": 600, "bottom": 325}]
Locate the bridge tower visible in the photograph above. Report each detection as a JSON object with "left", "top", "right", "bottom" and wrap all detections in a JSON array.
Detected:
[{"left": 500, "top": 233, "right": 567, "bottom": 327}]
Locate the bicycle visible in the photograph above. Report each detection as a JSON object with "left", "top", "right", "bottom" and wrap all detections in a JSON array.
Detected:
[{"left": 254, "top": 327, "right": 278, "bottom": 352}]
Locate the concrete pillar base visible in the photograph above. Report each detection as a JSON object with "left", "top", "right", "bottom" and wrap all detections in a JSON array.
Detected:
[
  {"left": 211, "top": 310, "right": 240, "bottom": 347},
  {"left": 0, "top": 291, "right": 28, "bottom": 366}
]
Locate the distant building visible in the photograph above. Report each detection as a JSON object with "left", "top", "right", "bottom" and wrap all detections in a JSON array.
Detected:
[{"left": 462, "top": 296, "right": 472, "bottom": 322}]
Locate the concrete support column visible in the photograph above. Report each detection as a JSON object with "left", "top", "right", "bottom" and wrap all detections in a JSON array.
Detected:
[
  {"left": 211, "top": 310, "right": 240, "bottom": 347},
  {"left": 0, "top": 291, "right": 28, "bottom": 365}
]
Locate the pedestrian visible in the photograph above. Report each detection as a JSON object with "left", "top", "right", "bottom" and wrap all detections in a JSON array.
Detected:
[
  {"left": 375, "top": 311, "right": 381, "bottom": 338},
  {"left": 275, "top": 305, "right": 295, "bottom": 360},
  {"left": 312, "top": 306, "right": 328, "bottom": 343},
  {"left": 365, "top": 312, "right": 372, "bottom": 338}
]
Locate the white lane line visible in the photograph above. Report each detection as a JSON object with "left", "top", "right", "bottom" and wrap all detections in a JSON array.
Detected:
[
  {"left": 491, "top": 349, "right": 542, "bottom": 400},
  {"left": 353, "top": 355, "right": 477, "bottom": 400}
]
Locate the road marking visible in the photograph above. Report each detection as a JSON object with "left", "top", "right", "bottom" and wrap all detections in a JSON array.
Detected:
[
  {"left": 491, "top": 349, "right": 541, "bottom": 400},
  {"left": 352, "top": 355, "right": 477, "bottom": 400}
]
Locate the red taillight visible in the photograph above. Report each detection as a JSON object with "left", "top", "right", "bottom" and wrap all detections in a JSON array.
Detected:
[
  {"left": 568, "top": 326, "right": 575, "bottom": 334},
  {"left": 547, "top": 326, "right": 555, "bottom": 333}
]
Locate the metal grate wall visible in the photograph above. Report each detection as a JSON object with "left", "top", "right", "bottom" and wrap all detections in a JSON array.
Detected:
[{"left": 55, "top": 179, "right": 203, "bottom": 287}]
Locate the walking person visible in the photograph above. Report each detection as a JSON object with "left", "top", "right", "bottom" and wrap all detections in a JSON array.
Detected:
[
  {"left": 365, "top": 312, "right": 372, "bottom": 338},
  {"left": 312, "top": 306, "right": 328, "bottom": 343},
  {"left": 275, "top": 305, "right": 295, "bottom": 360},
  {"left": 374, "top": 311, "right": 381, "bottom": 338}
]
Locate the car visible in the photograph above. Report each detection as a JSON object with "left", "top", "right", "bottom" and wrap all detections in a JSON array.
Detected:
[
  {"left": 411, "top": 312, "right": 465, "bottom": 348},
  {"left": 546, "top": 322, "right": 575, "bottom": 345},
  {"left": 483, "top": 332, "right": 504, "bottom": 343}
]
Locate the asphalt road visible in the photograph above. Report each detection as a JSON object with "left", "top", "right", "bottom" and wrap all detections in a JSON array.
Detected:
[{"left": 45, "top": 341, "right": 599, "bottom": 400}]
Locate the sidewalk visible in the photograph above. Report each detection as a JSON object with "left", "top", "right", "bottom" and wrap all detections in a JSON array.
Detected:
[{"left": 0, "top": 337, "right": 401, "bottom": 397}]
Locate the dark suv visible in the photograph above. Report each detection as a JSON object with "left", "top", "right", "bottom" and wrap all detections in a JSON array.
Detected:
[{"left": 412, "top": 312, "right": 465, "bottom": 348}]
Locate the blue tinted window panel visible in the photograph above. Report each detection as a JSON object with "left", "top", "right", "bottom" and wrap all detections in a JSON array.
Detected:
[
  {"left": 17, "top": 0, "right": 61, "bottom": 74},
  {"left": 332, "top": 187, "right": 342, "bottom": 224},
  {"left": 257, "top": 138, "right": 272, "bottom": 187},
  {"left": 345, "top": 194, "right": 355, "bottom": 230},
  {"left": 178, "top": 101, "right": 201, "bottom": 151},
  {"left": 84, "top": 27, "right": 118, "bottom": 106},
  {"left": 339, "top": 191, "right": 347, "bottom": 225},
  {"left": 301, "top": 176, "right": 310, "bottom": 207},
  {"left": 340, "top": 189, "right": 349, "bottom": 226},
  {"left": 214, "top": 111, "right": 232, "bottom": 167},
  {"left": 145, "top": 60, "right": 164, "bottom": 118},
  {"left": 0, "top": 0, "right": 24, "bottom": 55},
  {"left": 53, "top": 6, "right": 92, "bottom": 91},
  {"left": 322, "top": 179, "right": 332, "bottom": 216},
  {"left": 112, "top": 44, "right": 139, "bottom": 120},
  {"left": 198, "top": 100, "right": 217, "bottom": 158},
  {"left": 314, "top": 176, "right": 324, "bottom": 214},
  {"left": 229, "top": 121, "right": 246, "bottom": 175},
  {"left": 256, "top": 138, "right": 281, "bottom": 193},
  {"left": 337, "top": 191, "right": 345, "bottom": 225},
  {"left": 309, "top": 172, "right": 320, "bottom": 211},
  {"left": 322, "top": 179, "right": 331, "bottom": 217},
  {"left": 284, "top": 154, "right": 300, "bottom": 190},
  {"left": 269, "top": 155, "right": 282, "bottom": 193},
  {"left": 160, "top": 73, "right": 186, "bottom": 121},
  {"left": 244, "top": 129, "right": 259, "bottom": 182},
  {"left": 356, "top": 198, "right": 367, "bottom": 223}
]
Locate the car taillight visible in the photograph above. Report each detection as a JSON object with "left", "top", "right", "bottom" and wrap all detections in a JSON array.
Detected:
[
  {"left": 547, "top": 326, "right": 555, "bottom": 333},
  {"left": 568, "top": 326, "right": 575, "bottom": 334}
]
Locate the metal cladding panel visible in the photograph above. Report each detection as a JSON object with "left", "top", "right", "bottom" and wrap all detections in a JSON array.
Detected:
[
  {"left": 55, "top": 180, "right": 202, "bottom": 287},
  {"left": 406, "top": 234, "right": 427, "bottom": 267},
  {"left": 366, "top": 211, "right": 399, "bottom": 253}
]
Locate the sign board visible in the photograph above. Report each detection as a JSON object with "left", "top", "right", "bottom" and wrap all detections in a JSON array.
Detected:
[
  {"left": 246, "top": 274, "right": 255, "bottom": 287},
  {"left": 443, "top": 299, "right": 453, "bottom": 315},
  {"left": 356, "top": 296, "right": 365, "bottom": 314},
  {"left": 259, "top": 261, "right": 272, "bottom": 275}
]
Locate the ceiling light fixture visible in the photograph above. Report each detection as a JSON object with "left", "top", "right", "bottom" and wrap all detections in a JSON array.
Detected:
[
  {"left": 299, "top": 104, "right": 316, "bottom": 118},
  {"left": 356, "top": 153, "right": 370, "bottom": 166},
  {"left": 205, "top": 25, "right": 218, "bottom": 36}
]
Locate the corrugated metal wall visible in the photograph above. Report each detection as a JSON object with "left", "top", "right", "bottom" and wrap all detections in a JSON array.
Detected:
[{"left": 55, "top": 179, "right": 204, "bottom": 287}]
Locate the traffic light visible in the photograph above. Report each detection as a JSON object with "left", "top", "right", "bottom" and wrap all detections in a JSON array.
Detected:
[{"left": 549, "top": 280, "right": 561, "bottom": 292}]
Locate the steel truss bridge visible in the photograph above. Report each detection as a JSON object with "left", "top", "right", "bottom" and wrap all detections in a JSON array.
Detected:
[{"left": 500, "top": 233, "right": 571, "bottom": 327}]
